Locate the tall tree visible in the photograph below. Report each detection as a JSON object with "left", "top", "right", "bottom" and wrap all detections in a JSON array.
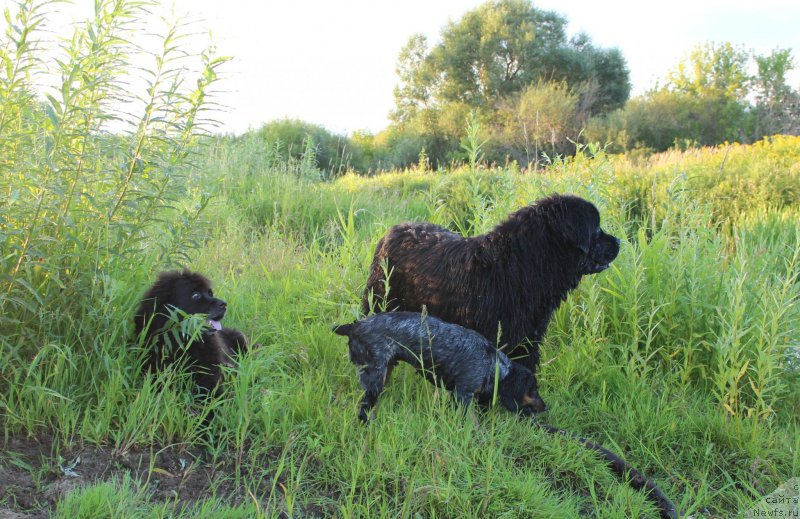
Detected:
[
  {"left": 664, "top": 42, "right": 752, "bottom": 142},
  {"left": 393, "top": 0, "right": 629, "bottom": 116},
  {"left": 753, "top": 49, "right": 800, "bottom": 137},
  {"left": 390, "top": 0, "right": 630, "bottom": 166},
  {"left": 666, "top": 42, "right": 750, "bottom": 101},
  {"left": 391, "top": 34, "right": 434, "bottom": 125}
]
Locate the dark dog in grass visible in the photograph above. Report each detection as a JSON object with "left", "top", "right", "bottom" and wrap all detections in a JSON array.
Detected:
[
  {"left": 134, "top": 270, "right": 248, "bottom": 398},
  {"left": 362, "top": 194, "right": 620, "bottom": 408},
  {"left": 332, "top": 311, "right": 677, "bottom": 519},
  {"left": 332, "top": 311, "right": 546, "bottom": 422}
]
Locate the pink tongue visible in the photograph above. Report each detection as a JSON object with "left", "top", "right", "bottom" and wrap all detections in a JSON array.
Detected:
[{"left": 209, "top": 320, "right": 222, "bottom": 331}]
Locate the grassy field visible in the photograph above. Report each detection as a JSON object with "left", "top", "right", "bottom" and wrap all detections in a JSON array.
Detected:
[
  {"left": 3, "top": 132, "right": 800, "bottom": 517},
  {"left": 2, "top": 3, "right": 800, "bottom": 517}
]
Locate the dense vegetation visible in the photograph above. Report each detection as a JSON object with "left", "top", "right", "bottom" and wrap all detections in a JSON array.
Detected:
[
  {"left": 587, "top": 44, "right": 800, "bottom": 154},
  {"left": 2, "top": 1, "right": 799, "bottom": 518},
  {"left": 250, "top": 3, "right": 800, "bottom": 174}
]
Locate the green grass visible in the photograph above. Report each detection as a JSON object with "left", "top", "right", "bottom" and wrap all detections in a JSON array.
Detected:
[
  {"left": 2, "top": 2, "right": 799, "bottom": 517},
  {"left": 3, "top": 138, "right": 799, "bottom": 517}
]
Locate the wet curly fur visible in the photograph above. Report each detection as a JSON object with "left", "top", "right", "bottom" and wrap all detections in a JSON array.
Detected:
[
  {"left": 332, "top": 312, "right": 677, "bottom": 517},
  {"left": 134, "top": 270, "right": 248, "bottom": 396},
  {"left": 362, "top": 194, "right": 620, "bottom": 405},
  {"left": 332, "top": 311, "right": 547, "bottom": 422}
]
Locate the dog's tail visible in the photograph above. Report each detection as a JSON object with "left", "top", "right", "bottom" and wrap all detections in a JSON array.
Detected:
[
  {"left": 332, "top": 323, "right": 356, "bottom": 337},
  {"left": 533, "top": 421, "right": 678, "bottom": 519}
]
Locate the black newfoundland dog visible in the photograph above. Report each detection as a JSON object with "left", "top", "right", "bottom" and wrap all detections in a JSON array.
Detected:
[
  {"left": 134, "top": 270, "right": 248, "bottom": 396},
  {"left": 362, "top": 194, "right": 620, "bottom": 400}
]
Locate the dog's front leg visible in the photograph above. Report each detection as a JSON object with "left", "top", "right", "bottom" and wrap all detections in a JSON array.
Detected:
[
  {"left": 453, "top": 388, "right": 474, "bottom": 408},
  {"left": 358, "top": 367, "right": 386, "bottom": 422}
]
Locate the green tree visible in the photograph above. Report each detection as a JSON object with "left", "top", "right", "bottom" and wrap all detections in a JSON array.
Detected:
[
  {"left": 666, "top": 42, "right": 752, "bottom": 142},
  {"left": 587, "top": 42, "right": 783, "bottom": 153},
  {"left": 396, "top": 0, "right": 629, "bottom": 115},
  {"left": 390, "top": 0, "right": 630, "bottom": 166},
  {"left": 667, "top": 42, "right": 750, "bottom": 101},
  {"left": 753, "top": 49, "right": 800, "bottom": 137},
  {"left": 391, "top": 34, "right": 433, "bottom": 125},
  {"left": 491, "top": 81, "right": 580, "bottom": 165}
]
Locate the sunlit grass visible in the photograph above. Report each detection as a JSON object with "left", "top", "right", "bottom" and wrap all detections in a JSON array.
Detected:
[{"left": 5, "top": 136, "right": 799, "bottom": 515}]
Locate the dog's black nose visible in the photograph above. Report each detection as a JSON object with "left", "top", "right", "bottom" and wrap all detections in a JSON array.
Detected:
[
  {"left": 614, "top": 237, "right": 621, "bottom": 246},
  {"left": 218, "top": 299, "right": 227, "bottom": 308}
]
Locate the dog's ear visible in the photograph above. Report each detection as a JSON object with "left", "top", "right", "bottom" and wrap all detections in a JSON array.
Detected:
[
  {"left": 332, "top": 323, "right": 355, "bottom": 337},
  {"left": 497, "top": 363, "right": 528, "bottom": 412},
  {"left": 134, "top": 271, "right": 184, "bottom": 336},
  {"left": 499, "top": 390, "right": 521, "bottom": 413},
  {"left": 556, "top": 213, "right": 591, "bottom": 254}
]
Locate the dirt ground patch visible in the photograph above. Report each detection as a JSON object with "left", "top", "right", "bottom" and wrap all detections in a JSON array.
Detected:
[{"left": 0, "top": 434, "right": 313, "bottom": 518}]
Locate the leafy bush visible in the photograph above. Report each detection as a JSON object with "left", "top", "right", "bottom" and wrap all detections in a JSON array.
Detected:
[
  {"left": 254, "top": 118, "right": 353, "bottom": 178},
  {"left": 0, "top": 0, "right": 227, "bottom": 346},
  {"left": 489, "top": 80, "right": 581, "bottom": 166},
  {"left": 585, "top": 43, "right": 800, "bottom": 153},
  {"left": 585, "top": 90, "right": 750, "bottom": 152}
]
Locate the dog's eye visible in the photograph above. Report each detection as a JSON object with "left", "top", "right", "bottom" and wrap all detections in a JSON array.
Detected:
[
  {"left": 208, "top": 289, "right": 214, "bottom": 297},
  {"left": 191, "top": 292, "right": 201, "bottom": 301}
]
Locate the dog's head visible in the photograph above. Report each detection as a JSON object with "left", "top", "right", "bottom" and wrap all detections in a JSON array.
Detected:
[
  {"left": 540, "top": 194, "right": 620, "bottom": 275},
  {"left": 498, "top": 362, "right": 547, "bottom": 415},
  {"left": 134, "top": 270, "right": 227, "bottom": 337}
]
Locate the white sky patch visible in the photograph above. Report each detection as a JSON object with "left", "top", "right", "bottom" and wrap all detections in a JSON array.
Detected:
[{"left": 2, "top": 0, "right": 799, "bottom": 135}]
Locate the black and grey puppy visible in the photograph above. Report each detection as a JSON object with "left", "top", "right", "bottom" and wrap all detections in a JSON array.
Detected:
[{"left": 332, "top": 311, "right": 547, "bottom": 422}]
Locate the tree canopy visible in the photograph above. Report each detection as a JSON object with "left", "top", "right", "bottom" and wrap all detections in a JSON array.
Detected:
[
  {"left": 586, "top": 43, "right": 800, "bottom": 153},
  {"left": 387, "top": 0, "right": 630, "bottom": 167},
  {"left": 392, "top": 0, "right": 630, "bottom": 125},
  {"left": 248, "top": 6, "right": 799, "bottom": 172}
]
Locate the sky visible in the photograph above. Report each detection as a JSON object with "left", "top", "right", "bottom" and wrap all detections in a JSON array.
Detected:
[{"left": 4, "top": 0, "right": 800, "bottom": 135}]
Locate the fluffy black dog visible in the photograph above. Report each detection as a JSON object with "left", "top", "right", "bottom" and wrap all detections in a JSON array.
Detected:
[
  {"left": 332, "top": 311, "right": 547, "bottom": 422},
  {"left": 362, "top": 194, "right": 620, "bottom": 403},
  {"left": 134, "top": 270, "right": 248, "bottom": 396}
]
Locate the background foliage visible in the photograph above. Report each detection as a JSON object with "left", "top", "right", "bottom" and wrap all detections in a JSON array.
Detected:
[
  {"left": 0, "top": 0, "right": 228, "bottom": 341},
  {"left": 245, "top": 3, "right": 800, "bottom": 174}
]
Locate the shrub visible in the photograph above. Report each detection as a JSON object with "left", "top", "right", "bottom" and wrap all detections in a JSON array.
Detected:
[
  {"left": 0, "top": 0, "right": 227, "bottom": 345},
  {"left": 254, "top": 119, "right": 353, "bottom": 178},
  {"left": 489, "top": 81, "right": 581, "bottom": 166}
]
